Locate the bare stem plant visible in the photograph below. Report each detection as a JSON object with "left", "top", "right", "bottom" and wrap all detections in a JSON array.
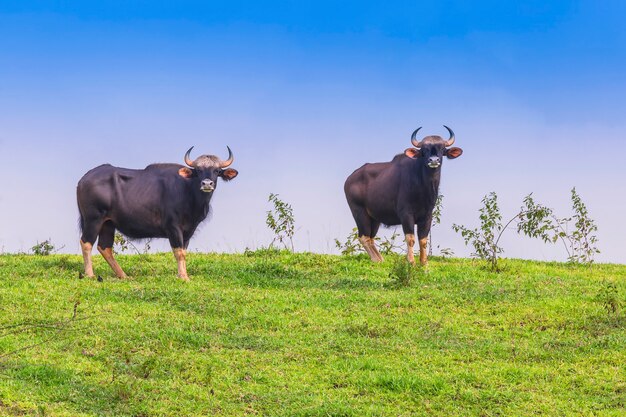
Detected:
[{"left": 266, "top": 193, "right": 296, "bottom": 252}]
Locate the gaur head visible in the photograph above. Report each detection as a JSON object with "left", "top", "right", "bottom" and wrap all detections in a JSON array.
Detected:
[
  {"left": 404, "top": 126, "right": 463, "bottom": 169},
  {"left": 178, "top": 146, "right": 239, "bottom": 192}
]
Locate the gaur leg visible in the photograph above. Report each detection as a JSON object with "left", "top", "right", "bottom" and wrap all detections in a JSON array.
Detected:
[
  {"left": 368, "top": 221, "right": 384, "bottom": 262},
  {"left": 357, "top": 236, "right": 378, "bottom": 261},
  {"left": 79, "top": 215, "right": 102, "bottom": 278},
  {"left": 80, "top": 240, "right": 94, "bottom": 277},
  {"left": 353, "top": 210, "right": 383, "bottom": 262},
  {"left": 350, "top": 207, "right": 382, "bottom": 262},
  {"left": 416, "top": 217, "right": 433, "bottom": 266},
  {"left": 405, "top": 233, "right": 416, "bottom": 264},
  {"left": 168, "top": 226, "right": 189, "bottom": 281},
  {"left": 172, "top": 248, "right": 188, "bottom": 281},
  {"left": 401, "top": 216, "right": 417, "bottom": 264},
  {"left": 97, "top": 221, "right": 127, "bottom": 279}
]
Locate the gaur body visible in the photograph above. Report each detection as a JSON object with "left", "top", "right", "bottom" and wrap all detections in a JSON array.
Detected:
[
  {"left": 77, "top": 147, "right": 238, "bottom": 280},
  {"left": 344, "top": 126, "right": 462, "bottom": 264}
]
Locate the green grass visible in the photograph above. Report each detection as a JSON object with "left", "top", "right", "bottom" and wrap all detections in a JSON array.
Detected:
[{"left": 0, "top": 251, "right": 624, "bottom": 416}]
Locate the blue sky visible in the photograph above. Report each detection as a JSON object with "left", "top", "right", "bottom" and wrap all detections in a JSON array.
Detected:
[{"left": 1, "top": 1, "right": 625, "bottom": 262}]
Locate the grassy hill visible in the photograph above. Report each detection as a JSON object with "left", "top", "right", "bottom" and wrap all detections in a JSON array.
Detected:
[{"left": 0, "top": 252, "right": 624, "bottom": 416}]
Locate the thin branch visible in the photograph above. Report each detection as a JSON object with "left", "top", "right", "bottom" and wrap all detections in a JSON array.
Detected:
[
  {"left": 0, "top": 301, "right": 83, "bottom": 361},
  {"left": 494, "top": 213, "right": 522, "bottom": 251},
  {"left": 0, "top": 313, "right": 105, "bottom": 338}
]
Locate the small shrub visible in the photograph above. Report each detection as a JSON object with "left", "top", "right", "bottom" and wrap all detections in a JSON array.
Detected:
[
  {"left": 429, "top": 194, "right": 444, "bottom": 256},
  {"left": 516, "top": 194, "right": 557, "bottom": 243},
  {"left": 454, "top": 190, "right": 600, "bottom": 270},
  {"left": 31, "top": 239, "right": 62, "bottom": 256},
  {"left": 389, "top": 256, "right": 419, "bottom": 287},
  {"left": 114, "top": 233, "right": 130, "bottom": 253},
  {"left": 114, "top": 232, "right": 152, "bottom": 254},
  {"left": 453, "top": 192, "right": 557, "bottom": 271},
  {"left": 519, "top": 188, "right": 600, "bottom": 266},
  {"left": 452, "top": 192, "right": 504, "bottom": 271},
  {"left": 566, "top": 188, "right": 600, "bottom": 265},
  {"left": 334, "top": 228, "right": 363, "bottom": 256},
  {"left": 378, "top": 229, "right": 403, "bottom": 255},
  {"left": 266, "top": 193, "right": 296, "bottom": 251},
  {"left": 597, "top": 280, "right": 621, "bottom": 316}
]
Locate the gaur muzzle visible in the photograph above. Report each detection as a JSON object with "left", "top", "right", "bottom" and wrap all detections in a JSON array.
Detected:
[{"left": 200, "top": 179, "right": 215, "bottom": 192}]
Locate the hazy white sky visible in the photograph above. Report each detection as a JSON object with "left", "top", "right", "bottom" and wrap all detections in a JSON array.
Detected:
[{"left": 1, "top": 1, "right": 625, "bottom": 263}]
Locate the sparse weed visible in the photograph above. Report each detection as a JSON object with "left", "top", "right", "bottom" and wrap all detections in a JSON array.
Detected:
[
  {"left": 429, "top": 194, "right": 444, "bottom": 256},
  {"left": 388, "top": 255, "right": 419, "bottom": 287},
  {"left": 266, "top": 193, "right": 296, "bottom": 251},
  {"left": 334, "top": 228, "right": 363, "bottom": 256},
  {"left": 378, "top": 228, "right": 403, "bottom": 255},
  {"left": 453, "top": 190, "right": 599, "bottom": 271},
  {"left": 30, "top": 239, "right": 63, "bottom": 256},
  {"left": 597, "top": 280, "right": 621, "bottom": 316},
  {"left": 114, "top": 232, "right": 152, "bottom": 254},
  {"left": 453, "top": 192, "right": 504, "bottom": 271},
  {"left": 566, "top": 188, "right": 600, "bottom": 265},
  {"left": 114, "top": 232, "right": 130, "bottom": 253}
]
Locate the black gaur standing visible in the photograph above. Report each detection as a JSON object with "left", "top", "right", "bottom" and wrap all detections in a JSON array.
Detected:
[
  {"left": 76, "top": 147, "right": 238, "bottom": 280},
  {"left": 344, "top": 126, "right": 463, "bottom": 265}
]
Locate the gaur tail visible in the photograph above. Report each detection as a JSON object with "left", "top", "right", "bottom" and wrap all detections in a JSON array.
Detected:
[
  {"left": 78, "top": 213, "right": 84, "bottom": 236},
  {"left": 76, "top": 193, "right": 84, "bottom": 236}
]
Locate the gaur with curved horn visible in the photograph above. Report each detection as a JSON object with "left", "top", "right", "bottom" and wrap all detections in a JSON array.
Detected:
[
  {"left": 77, "top": 145, "right": 239, "bottom": 281},
  {"left": 345, "top": 125, "right": 463, "bottom": 266}
]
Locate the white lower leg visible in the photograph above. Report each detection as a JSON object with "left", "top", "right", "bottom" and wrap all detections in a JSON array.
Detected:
[
  {"left": 419, "top": 237, "right": 428, "bottom": 266},
  {"left": 359, "top": 236, "right": 377, "bottom": 262},
  {"left": 80, "top": 240, "right": 94, "bottom": 277},
  {"left": 369, "top": 238, "right": 384, "bottom": 262},
  {"left": 405, "top": 234, "right": 416, "bottom": 264},
  {"left": 172, "top": 248, "right": 189, "bottom": 280},
  {"left": 360, "top": 236, "right": 383, "bottom": 263}
]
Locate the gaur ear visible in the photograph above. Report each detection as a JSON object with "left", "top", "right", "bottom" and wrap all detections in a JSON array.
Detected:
[
  {"left": 220, "top": 168, "right": 238, "bottom": 181},
  {"left": 178, "top": 167, "right": 195, "bottom": 178},
  {"left": 445, "top": 147, "right": 463, "bottom": 159},
  {"left": 404, "top": 148, "right": 420, "bottom": 159}
]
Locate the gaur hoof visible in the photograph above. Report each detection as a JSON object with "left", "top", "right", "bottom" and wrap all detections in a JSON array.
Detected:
[
  {"left": 97, "top": 275, "right": 104, "bottom": 282},
  {"left": 78, "top": 272, "right": 84, "bottom": 279}
]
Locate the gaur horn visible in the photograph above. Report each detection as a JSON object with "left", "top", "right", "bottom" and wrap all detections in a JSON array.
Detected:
[
  {"left": 184, "top": 146, "right": 195, "bottom": 167},
  {"left": 410, "top": 127, "right": 423, "bottom": 148},
  {"left": 443, "top": 125, "right": 455, "bottom": 147},
  {"left": 220, "top": 146, "right": 234, "bottom": 168}
]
